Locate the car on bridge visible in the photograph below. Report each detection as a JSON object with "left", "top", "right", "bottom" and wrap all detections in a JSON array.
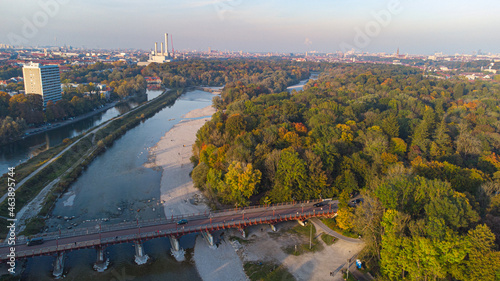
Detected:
[
  {"left": 314, "top": 201, "right": 328, "bottom": 207},
  {"left": 177, "top": 219, "right": 188, "bottom": 225},
  {"left": 26, "top": 237, "right": 44, "bottom": 246}
]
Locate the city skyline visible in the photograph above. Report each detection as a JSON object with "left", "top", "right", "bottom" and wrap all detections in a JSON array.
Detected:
[{"left": 1, "top": 0, "right": 500, "bottom": 55}]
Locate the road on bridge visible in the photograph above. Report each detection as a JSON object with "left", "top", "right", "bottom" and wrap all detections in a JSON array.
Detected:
[{"left": 0, "top": 199, "right": 348, "bottom": 261}]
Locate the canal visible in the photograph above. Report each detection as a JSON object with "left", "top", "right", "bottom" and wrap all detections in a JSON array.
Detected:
[{"left": 0, "top": 90, "right": 164, "bottom": 174}]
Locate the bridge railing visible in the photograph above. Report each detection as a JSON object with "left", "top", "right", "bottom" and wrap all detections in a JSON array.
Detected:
[
  {"left": 5, "top": 198, "right": 336, "bottom": 247},
  {"left": 7, "top": 209, "right": 338, "bottom": 259}
]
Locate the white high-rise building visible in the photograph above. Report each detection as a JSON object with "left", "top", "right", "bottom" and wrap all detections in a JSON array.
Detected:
[{"left": 22, "top": 62, "right": 62, "bottom": 107}]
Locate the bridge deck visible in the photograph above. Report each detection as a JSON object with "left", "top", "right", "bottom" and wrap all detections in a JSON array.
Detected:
[{"left": 0, "top": 200, "right": 338, "bottom": 261}]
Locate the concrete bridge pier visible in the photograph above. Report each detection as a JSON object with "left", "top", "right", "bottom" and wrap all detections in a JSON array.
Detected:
[
  {"left": 238, "top": 228, "right": 246, "bottom": 238},
  {"left": 52, "top": 252, "right": 65, "bottom": 278},
  {"left": 134, "top": 241, "right": 150, "bottom": 265},
  {"left": 93, "top": 246, "right": 109, "bottom": 272},
  {"left": 169, "top": 236, "right": 185, "bottom": 262},
  {"left": 270, "top": 224, "right": 277, "bottom": 232},
  {"left": 201, "top": 231, "right": 216, "bottom": 249}
]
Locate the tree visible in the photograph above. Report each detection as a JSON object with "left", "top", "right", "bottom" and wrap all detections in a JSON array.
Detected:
[
  {"left": 270, "top": 149, "right": 308, "bottom": 202},
  {"left": 460, "top": 224, "right": 500, "bottom": 281},
  {"left": 335, "top": 169, "right": 358, "bottom": 199},
  {"left": 380, "top": 209, "right": 410, "bottom": 280},
  {"left": 304, "top": 150, "right": 328, "bottom": 198},
  {"left": 0, "top": 91, "right": 10, "bottom": 117},
  {"left": 453, "top": 83, "right": 465, "bottom": 99},
  {"left": 381, "top": 115, "right": 400, "bottom": 138},
  {"left": 430, "top": 117, "right": 453, "bottom": 159},
  {"left": 353, "top": 192, "right": 385, "bottom": 260},
  {"left": 0, "top": 116, "right": 26, "bottom": 144},
  {"left": 389, "top": 138, "right": 407, "bottom": 157},
  {"left": 456, "top": 123, "right": 482, "bottom": 157},
  {"left": 336, "top": 207, "right": 355, "bottom": 231},
  {"left": 220, "top": 161, "right": 261, "bottom": 206},
  {"left": 225, "top": 113, "right": 247, "bottom": 139}
]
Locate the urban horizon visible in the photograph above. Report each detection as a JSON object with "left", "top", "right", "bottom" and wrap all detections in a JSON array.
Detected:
[{"left": 1, "top": 0, "right": 499, "bottom": 55}]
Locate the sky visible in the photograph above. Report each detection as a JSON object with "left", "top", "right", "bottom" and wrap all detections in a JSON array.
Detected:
[{"left": 1, "top": 0, "right": 499, "bottom": 55}]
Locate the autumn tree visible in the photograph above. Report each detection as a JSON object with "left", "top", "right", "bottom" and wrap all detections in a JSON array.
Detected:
[{"left": 217, "top": 161, "right": 261, "bottom": 207}]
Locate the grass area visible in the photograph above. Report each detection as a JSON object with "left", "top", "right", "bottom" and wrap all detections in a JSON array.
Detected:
[
  {"left": 282, "top": 224, "right": 324, "bottom": 256},
  {"left": 0, "top": 89, "right": 186, "bottom": 237},
  {"left": 20, "top": 217, "right": 46, "bottom": 236},
  {"left": 321, "top": 218, "right": 359, "bottom": 239},
  {"left": 244, "top": 262, "right": 295, "bottom": 281},
  {"left": 321, "top": 233, "right": 336, "bottom": 245}
]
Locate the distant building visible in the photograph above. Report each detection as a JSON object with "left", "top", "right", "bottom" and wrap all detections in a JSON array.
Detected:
[
  {"left": 147, "top": 33, "right": 172, "bottom": 65},
  {"left": 22, "top": 62, "right": 62, "bottom": 107}
]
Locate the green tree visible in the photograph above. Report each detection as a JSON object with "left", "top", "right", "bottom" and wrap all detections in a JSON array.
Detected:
[
  {"left": 270, "top": 149, "right": 308, "bottom": 202},
  {"left": 430, "top": 118, "right": 453, "bottom": 159},
  {"left": 220, "top": 161, "right": 262, "bottom": 206},
  {"left": 381, "top": 115, "right": 400, "bottom": 138},
  {"left": 304, "top": 150, "right": 328, "bottom": 197},
  {"left": 461, "top": 224, "right": 500, "bottom": 281}
]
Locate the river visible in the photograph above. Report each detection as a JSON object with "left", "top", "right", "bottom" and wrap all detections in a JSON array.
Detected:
[
  {"left": 286, "top": 72, "right": 319, "bottom": 93},
  {"left": 20, "top": 89, "right": 212, "bottom": 281},
  {"left": 0, "top": 90, "right": 164, "bottom": 174},
  {"left": 16, "top": 78, "right": 313, "bottom": 280}
]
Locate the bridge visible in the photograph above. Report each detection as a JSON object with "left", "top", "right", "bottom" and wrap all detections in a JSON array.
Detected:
[{"left": 1, "top": 199, "right": 341, "bottom": 276}]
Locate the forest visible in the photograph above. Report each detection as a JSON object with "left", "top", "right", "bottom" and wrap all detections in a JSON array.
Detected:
[
  {"left": 190, "top": 63, "right": 500, "bottom": 280},
  {"left": 0, "top": 59, "right": 313, "bottom": 145},
  {"left": 141, "top": 59, "right": 316, "bottom": 92}
]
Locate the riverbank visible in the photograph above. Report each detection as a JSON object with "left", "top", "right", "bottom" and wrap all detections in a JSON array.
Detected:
[
  {"left": 23, "top": 101, "right": 118, "bottom": 137},
  {"left": 149, "top": 105, "right": 214, "bottom": 218},
  {"left": 149, "top": 105, "right": 251, "bottom": 281}
]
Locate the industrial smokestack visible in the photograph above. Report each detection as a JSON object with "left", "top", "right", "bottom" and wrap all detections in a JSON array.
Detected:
[
  {"left": 165, "top": 33, "right": 169, "bottom": 57},
  {"left": 155, "top": 42, "right": 158, "bottom": 55},
  {"left": 161, "top": 42, "right": 164, "bottom": 56}
]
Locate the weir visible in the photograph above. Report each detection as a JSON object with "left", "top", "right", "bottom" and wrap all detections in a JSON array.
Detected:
[
  {"left": 52, "top": 252, "right": 65, "bottom": 278},
  {"left": 93, "top": 246, "right": 109, "bottom": 272},
  {"left": 134, "top": 241, "right": 149, "bottom": 265},
  {"left": 169, "top": 236, "right": 185, "bottom": 262}
]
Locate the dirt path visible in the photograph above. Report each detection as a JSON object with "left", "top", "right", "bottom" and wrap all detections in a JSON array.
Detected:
[{"left": 240, "top": 223, "right": 365, "bottom": 281}]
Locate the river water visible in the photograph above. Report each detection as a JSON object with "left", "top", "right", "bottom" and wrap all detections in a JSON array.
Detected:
[
  {"left": 0, "top": 90, "right": 164, "bottom": 174},
  {"left": 286, "top": 72, "right": 319, "bottom": 93},
  {"left": 20, "top": 90, "right": 212, "bottom": 281}
]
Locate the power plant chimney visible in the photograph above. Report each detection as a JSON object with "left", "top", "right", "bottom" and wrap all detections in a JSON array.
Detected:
[
  {"left": 154, "top": 42, "right": 158, "bottom": 55},
  {"left": 165, "top": 33, "right": 169, "bottom": 58},
  {"left": 161, "top": 42, "right": 164, "bottom": 56}
]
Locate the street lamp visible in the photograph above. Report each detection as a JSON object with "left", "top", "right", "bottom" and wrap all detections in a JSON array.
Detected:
[
  {"left": 57, "top": 224, "right": 61, "bottom": 249},
  {"left": 309, "top": 223, "right": 312, "bottom": 250}
]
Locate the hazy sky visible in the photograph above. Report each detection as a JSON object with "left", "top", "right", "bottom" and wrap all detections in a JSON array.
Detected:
[{"left": 1, "top": 0, "right": 499, "bottom": 54}]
